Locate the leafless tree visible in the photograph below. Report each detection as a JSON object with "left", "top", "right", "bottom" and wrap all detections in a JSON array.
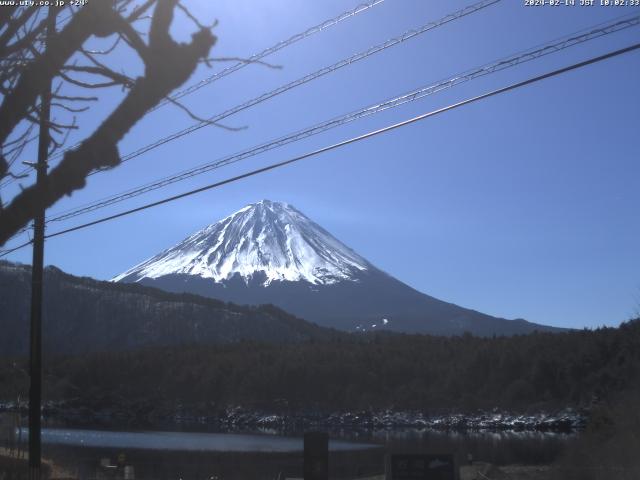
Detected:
[{"left": 0, "top": 0, "right": 217, "bottom": 245}]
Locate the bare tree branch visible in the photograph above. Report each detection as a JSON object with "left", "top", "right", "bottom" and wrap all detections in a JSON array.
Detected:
[
  {"left": 115, "top": 18, "right": 150, "bottom": 63},
  {"left": 61, "top": 64, "right": 134, "bottom": 87},
  {"left": 52, "top": 94, "right": 99, "bottom": 102},
  {"left": 2, "top": 15, "right": 48, "bottom": 57},
  {"left": 127, "top": 0, "right": 157, "bottom": 22},
  {"left": 1, "top": 125, "right": 33, "bottom": 149},
  {"left": 177, "top": 2, "right": 217, "bottom": 31},
  {"left": 4, "top": 171, "right": 29, "bottom": 181},
  {"left": 164, "top": 95, "right": 247, "bottom": 131},
  {"left": 0, "top": 7, "right": 38, "bottom": 57},
  {"left": 0, "top": 1, "right": 217, "bottom": 245},
  {"left": 51, "top": 102, "right": 91, "bottom": 114},
  {"left": 49, "top": 117, "right": 77, "bottom": 155},
  {"left": 58, "top": 70, "right": 124, "bottom": 89},
  {"left": 0, "top": 5, "right": 18, "bottom": 28},
  {"left": 0, "top": 1, "right": 120, "bottom": 146},
  {"left": 82, "top": 36, "right": 122, "bottom": 56}
]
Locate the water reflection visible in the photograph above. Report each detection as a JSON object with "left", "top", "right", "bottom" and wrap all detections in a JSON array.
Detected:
[
  {"left": 21, "top": 427, "right": 378, "bottom": 452},
  {"left": 20, "top": 426, "right": 576, "bottom": 480}
]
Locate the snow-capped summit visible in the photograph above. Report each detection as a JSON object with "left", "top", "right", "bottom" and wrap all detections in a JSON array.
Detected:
[
  {"left": 113, "top": 200, "right": 370, "bottom": 286},
  {"left": 114, "top": 200, "right": 563, "bottom": 336}
]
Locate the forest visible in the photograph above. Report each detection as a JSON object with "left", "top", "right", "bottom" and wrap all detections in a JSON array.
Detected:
[{"left": 1, "top": 318, "right": 638, "bottom": 413}]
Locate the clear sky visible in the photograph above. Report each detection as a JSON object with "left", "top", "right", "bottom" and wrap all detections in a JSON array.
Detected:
[{"left": 3, "top": 0, "right": 639, "bottom": 329}]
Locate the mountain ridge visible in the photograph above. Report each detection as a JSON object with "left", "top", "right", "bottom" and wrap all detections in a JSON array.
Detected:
[
  {"left": 0, "top": 260, "right": 340, "bottom": 356},
  {"left": 115, "top": 200, "right": 564, "bottom": 336}
]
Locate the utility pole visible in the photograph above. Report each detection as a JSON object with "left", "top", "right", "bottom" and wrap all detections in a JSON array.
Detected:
[{"left": 28, "top": 6, "right": 55, "bottom": 480}]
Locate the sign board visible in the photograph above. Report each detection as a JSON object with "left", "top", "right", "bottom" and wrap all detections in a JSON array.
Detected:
[
  {"left": 388, "top": 454, "right": 457, "bottom": 480},
  {"left": 304, "top": 432, "right": 328, "bottom": 480}
]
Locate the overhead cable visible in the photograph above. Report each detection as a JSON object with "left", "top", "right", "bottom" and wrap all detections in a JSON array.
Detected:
[
  {"left": 32, "top": 42, "right": 638, "bottom": 243},
  {"left": 45, "top": 12, "right": 640, "bottom": 224},
  {"left": 3, "top": 41, "right": 638, "bottom": 256},
  {"left": 0, "top": 0, "right": 386, "bottom": 187},
  {"left": 38, "top": 0, "right": 499, "bottom": 174},
  {"left": 105, "top": 0, "right": 500, "bottom": 168},
  {"left": 155, "top": 0, "right": 387, "bottom": 109}
]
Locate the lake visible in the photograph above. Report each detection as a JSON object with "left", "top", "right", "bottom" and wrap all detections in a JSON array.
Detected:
[
  {"left": 24, "top": 427, "right": 376, "bottom": 452},
  {"left": 18, "top": 426, "right": 576, "bottom": 479}
]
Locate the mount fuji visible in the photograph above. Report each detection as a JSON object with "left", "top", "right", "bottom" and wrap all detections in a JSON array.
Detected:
[{"left": 114, "top": 200, "right": 560, "bottom": 336}]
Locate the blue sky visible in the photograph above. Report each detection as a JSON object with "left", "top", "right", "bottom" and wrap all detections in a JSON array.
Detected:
[{"left": 3, "top": 0, "right": 639, "bottom": 329}]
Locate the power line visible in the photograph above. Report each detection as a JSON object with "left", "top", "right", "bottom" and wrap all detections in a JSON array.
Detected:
[
  {"left": 44, "top": 12, "right": 640, "bottom": 225},
  {"left": 2, "top": 40, "right": 636, "bottom": 257},
  {"left": 0, "top": 240, "right": 33, "bottom": 259},
  {"left": 30, "top": 42, "right": 638, "bottom": 243},
  {"left": 105, "top": 0, "right": 500, "bottom": 168},
  {"left": 4, "top": 10, "right": 638, "bottom": 246},
  {"left": 154, "top": 0, "right": 386, "bottom": 110},
  {"left": 39, "top": 0, "right": 499, "bottom": 176},
  {"left": 0, "top": 0, "right": 386, "bottom": 188}
]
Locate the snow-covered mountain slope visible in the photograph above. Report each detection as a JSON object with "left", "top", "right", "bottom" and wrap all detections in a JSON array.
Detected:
[
  {"left": 115, "top": 200, "right": 564, "bottom": 336},
  {"left": 113, "top": 200, "right": 370, "bottom": 286}
]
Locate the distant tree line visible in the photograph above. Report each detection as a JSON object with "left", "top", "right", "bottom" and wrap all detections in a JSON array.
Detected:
[
  {"left": 0, "top": 262, "right": 338, "bottom": 356},
  {"left": 1, "top": 319, "right": 638, "bottom": 413}
]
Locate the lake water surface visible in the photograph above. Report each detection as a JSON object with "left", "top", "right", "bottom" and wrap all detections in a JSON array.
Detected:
[
  {"left": 23, "top": 426, "right": 576, "bottom": 479},
  {"left": 25, "top": 427, "right": 376, "bottom": 452}
]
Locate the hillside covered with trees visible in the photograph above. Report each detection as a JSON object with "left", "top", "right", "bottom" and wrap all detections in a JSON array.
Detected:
[
  {"left": 0, "top": 261, "right": 339, "bottom": 356},
  {"left": 2, "top": 318, "right": 638, "bottom": 414}
]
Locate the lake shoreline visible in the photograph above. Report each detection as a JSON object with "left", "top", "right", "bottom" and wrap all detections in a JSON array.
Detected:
[{"left": 1, "top": 400, "right": 587, "bottom": 433}]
